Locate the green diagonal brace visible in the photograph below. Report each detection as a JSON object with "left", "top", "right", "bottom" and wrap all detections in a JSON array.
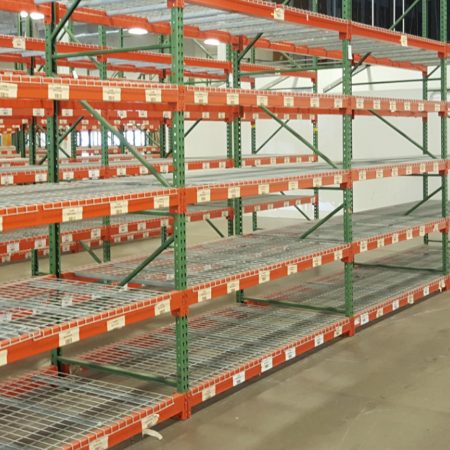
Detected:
[
  {"left": 404, "top": 186, "right": 442, "bottom": 215},
  {"left": 206, "top": 218, "right": 225, "bottom": 238},
  {"left": 118, "top": 236, "right": 174, "bottom": 287},
  {"left": 260, "top": 105, "right": 338, "bottom": 168},
  {"left": 369, "top": 110, "right": 436, "bottom": 159},
  {"left": 80, "top": 100, "right": 171, "bottom": 187},
  {"left": 238, "top": 33, "right": 263, "bottom": 63},
  {"left": 78, "top": 240, "right": 102, "bottom": 264},
  {"left": 57, "top": 116, "right": 83, "bottom": 145},
  {"left": 280, "top": 191, "right": 311, "bottom": 221},
  {"left": 185, "top": 119, "right": 202, "bottom": 138},
  {"left": 50, "top": 0, "right": 83, "bottom": 42},
  {"left": 256, "top": 120, "right": 290, "bottom": 153},
  {"left": 300, "top": 203, "right": 343, "bottom": 240}
]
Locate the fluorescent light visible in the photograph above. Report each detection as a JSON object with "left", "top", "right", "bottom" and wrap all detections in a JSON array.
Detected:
[
  {"left": 128, "top": 27, "right": 148, "bottom": 36},
  {"left": 30, "top": 11, "right": 45, "bottom": 20},
  {"left": 19, "top": 11, "right": 29, "bottom": 18},
  {"left": 204, "top": 38, "right": 221, "bottom": 46}
]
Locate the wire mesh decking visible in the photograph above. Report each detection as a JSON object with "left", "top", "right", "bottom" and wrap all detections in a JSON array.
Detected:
[{"left": 0, "top": 371, "right": 175, "bottom": 450}]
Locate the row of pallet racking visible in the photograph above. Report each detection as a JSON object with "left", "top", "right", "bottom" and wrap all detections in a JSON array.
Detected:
[{"left": 0, "top": 0, "right": 449, "bottom": 448}]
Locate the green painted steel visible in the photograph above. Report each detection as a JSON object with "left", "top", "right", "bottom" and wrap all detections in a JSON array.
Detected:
[
  {"left": 251, "top": 48, "right": 258, "bottom": 232},
  {"left": 171, "top": 5, "right": 189, "bottom": 394},
  {"left": 299, "top": 203, "right": 343, "bottom": 239},
  {"left": 404, "top": 186, "right": 442, "bottom": 215},
  {"left": 70, "top": 130, "right": 77, "bottom": 159},
  {"left": 422, "top": 0, "right": 429, "bottom": 245},
  {"left": 255, "top": 119, "right": 289, "bottom": 154},
  {"left": 342, "top": 0, "right": 353, "bottom": 318},
  {"left": 312, "top": 0, "right": 320, "bottom": 220},
  {"left": 226, "top": 44, "right": 234, "bottom": 237},
  {"left": 440, "top": 0, "right": 448, "bottom": 275},
  {"left": 245, "top": 297, "right": 344, "bottom": 314},
  {"left": 79, "top": 241, "right": 102, "bottom": 264}
]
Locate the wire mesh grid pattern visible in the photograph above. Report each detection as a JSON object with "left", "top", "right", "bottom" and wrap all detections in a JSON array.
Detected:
[
  {"left": 0, "top": 371, "right": 174, "bottom": 450},
  {"left": 261, "top": 246, "right": 444, "bottom": 312},
  {"left": 75, "top": 302, "right": 341, "bottom": 387},
  {"left": 0, "top": 278, "right": 166, "bottom": 347}
]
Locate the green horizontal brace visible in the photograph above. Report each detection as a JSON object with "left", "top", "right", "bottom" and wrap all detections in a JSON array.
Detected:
[
  {"left": 427, "top": 65, "right": 440, "bottom": 79},
  {"left": 54, "top": 44, "right": 171, "bottom": 60},
  {"left": 404, "top": 185, "right": 442, "bottom": 215},
  {"left": 132, "top": 210, "right": 175, "bottom": 217},
  {"left": 240, "top": 67, "right": 312, "bottom": 77},
  {"left": 310, "top": 187, "right": 342, "bottom": 191},
  {"left": 118, "top": 235, "right": 174, "bottom": 287},
  {"left": 238, "top": 33, "right": 263, "bottom": 63},
  {"left": 256, "top": 120, "right": 290, "bottom": 154},
  {"left": 57, "top": 356, "right": 177, "bottom": 387},
  {"left": 245, "top": 297, "right": 344, "bottom": 314},
  {"left": 65, "top": 27, "right": 102, "bottom": 71},
  {"left": 300, "top": 203, "right": 343, "bottom": 240},
  {"left": 78, "top": 240, "right": 102, "bottom": 264},
  {"left": 369, "top": 110, "right": 436, "bottom": 159},
  {"left": 206, "top": 218, "right": 225, "bottom": 238},
  {"left": 280, "top": 191, "right": 311, "bottom": 221},
  {"left": 51, "top": 0, "right": 83, "bottom": 42},
  {"left": 57, "top": 116, "right": 83, "bottom": 145},
  {"left": 259, "top": 105, "right": 338, "bottom": 169},
  {"left": 81, "top": 100, "right": 171, "bottom": 187},
  {"left": 355, "top": 262, "right": 441, "bottom": 273},
  {"left": 352, "top": 78, "right": 439, "bottom": 87}
]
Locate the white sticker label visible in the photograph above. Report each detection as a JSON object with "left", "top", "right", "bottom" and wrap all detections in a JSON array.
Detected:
[
  {"left": 258, "top": 270, "right": 270, "bottom": 284},
  {"left": 334, "top": 249, "right": 343, "bottom": 261},
  {"left": 418, "top": 102, "right": 425, "bottom": 112},
  {"left": 359, "top": 170, "right": 366, "bottom": 181},
  {"left": 116, "top": 167, "right": 126, "bottom": 177},
  {"left": 377, "top": 238, "right": 385, "bottom": 248},
  {"left": 257, "top": 95, "right": 268, "bottom": 106},
  {"left": 356, "top": 98, "right": 365, "bottom": 109},
  {"left": 359, "top": 241, "right": 368, "bottom": 252},
  {"left": 1, "top": 175, "right": 13, "bottom": 185},
  {"left": 154, "top": 300, "right": 170, "bottom": 316},
  {"left": 334, "top": 326, "right": 343, "bottom": 338},
  {"left": 35, "top": 173, "right": 47, "bottom": 183},
  {"left": 314, "top": 334, "right": 324, "bottom": 347},
  {"left": 89, "top": 169, "right": 100, "bottom": 179},
  {"left": 228, "top": 186, "right": 241, "bottom": 199},
  {"left": 0, "top": 108, "right": 12, "bottom": 116},
  {"left": 440, "top": 279, "right": 446, "bottom": 290},
  {"left": 202, "top": 385, "right": 216, "bottom": 401},
  {"left": 404, "top": 101, "right": 411, "bottom": 111},
  {"left": 288, "top": 181, "right": 298, "bottom": 190},
  {"left": 287, "top": 264, "right": 297, "bottom": 275},
  {"left": 258, "top": 184, "right": 270, "bottom": 195},
  {"left": 154, "top": 196, "right": 170, "bottom": 209},
  {"left": 0, "top": 350, "right": 6, "bottom": 367},
  {"left": 423, "top": 286, "right": 430, "bottom": 296},
  {"left": 110, "top": 200, "right": 128, "bottom": 215},
  {"left": 406, "top": 229, "right": 413, "bottom": 240},
  {"left": 198, "top": 287, "right": 212, "bottom": 303},
  {"left": 376, "top": 308, "right": 384, "bottom": 318},
  {"left": 261, "top": 357, "right": 273, "bottom": 372},
  {"left": 420, "top": 163, "right": 426, "bottom": 173},
  {"left": 373, "top": 99, "right": 381, "bottom": 110},
  {"left": 360, "top": 312, "right": 369, "bottom": 326},
  {"left": 419, "top": 226, "right": 426, "bottom": 237},
  {"left": 435, "top": 103, "right": 441, "bottom": 112},
  {"left": 107, "top": 316, "right": 125, "bottom": 331},
  {"left": 389, "top": 100, "right": 397, "bottom": 112},
  {"left": 48, "top": 84, "right": 69, "bottom": 100},
  {"left": 313, "top": 177, "right": 322, "bottom": 187},
  {"left": 284, "top": 96, "right": 294, "bottom": 107},
  {"left": 273, "top": 6, "right": 285, "bottom": 20},
  {"left": 391, "top": 167, "right": 399, "bottom": 177},
  {"left": 34, "top": 238, "right": 46, "bottom": 249},
  {"left": 62, "top": 171, "right": 74, "bottom": 181},
  {"left": 6, "top": 242, "right": 19, "bottom": 255},
  {"left": 89, "top": 436, "right": 108, "bottom": 450},
  {"left": 285, "top": 347, "right": 296, "bottom": 361},
  {"left": 233, "top": 371, "right": 246, "bottom": 386},
  {"left": 392, "top": 300, "right": 400, "bottom": 311},
  {"left": 196, "top": 188, "right": 211, "bottom": 203},
  {"left": 194, "top": 91, "right": 208, "bottom": 105},
  {"left": 227, "top": 93, "right": 239, "bottom": 105},
  {"left": 59, "top": 328, "right": 80, "bottom": 347},
  {"left": 376, "top": 169, "right": 383, "bottom": 179},
  {"left": 145, "top": 88, "right": 162, "bottom": 103},
  {"left": 141, "top": 414, "right": 159, "bottom": 431},
  {"left": 392, "top": 233, "right": 399, "bottom": 244},
  {"left": 103, "top": 86, "right": 121, "bottom": 101},
  {"left": 62, "top": 206, "right": 83, "bottom": 222},
  {"left": 12, "top": 36, "right": 26, "bottom": 50},
  {"left": 0, "top": 83, "right": 18, "bottom": 99},
  {"left": 310, "top": 97, "right": 320, "bottom": 108},
  {"left": 334, "top": 174, "right": 343, "bottom": 185},
  {"left": 434, "top": 162, "right": 439, "bottom": 173},
  {"left": 400, "top": 34, "right": 408, "bottom": 47},
  {"left": 227, "top": 280, "right": 240, "bottom": 293},
  {"left": 312, "top": 256, "right": 322, "bottom": 267},
  {"left": 334, "top": 98, "right": 343, "bottom": 108},
  {"left": 407, "top": 294, "right": 414, "bottom": 304}
]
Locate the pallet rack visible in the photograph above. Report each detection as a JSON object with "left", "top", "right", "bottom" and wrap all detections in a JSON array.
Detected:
[{"left": 0, "top": 0, "right": 449, "bottom": 449}]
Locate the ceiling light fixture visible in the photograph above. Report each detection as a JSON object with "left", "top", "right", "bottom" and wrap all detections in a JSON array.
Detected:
[
  {"left": 204, "top": 38, "right": 221, "bottom": 46},
  {"left": 29, "top": 11, "right": 45, "bottom": 20},
  {"left": 127, "top": 27, "right": 148, "bottom": 36},
  {"left": 19, "top": 11, "right": 29, "bottom": 18}
]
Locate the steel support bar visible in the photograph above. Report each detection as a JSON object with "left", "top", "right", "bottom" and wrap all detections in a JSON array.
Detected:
[
  {"left": 78, "top": 241, "right": 102, "bottom": 264},
  {"left": 50, "top": 0, "right": 83, "bottom": 42},
  {"left": 80, "top": 100, "right": 171, "bottom": 187},
  {"left": 58, "top": 145, "right": 71, "bottom": 159},
  {"left": 53, "top": 44, "right": 170, "bottom": 59},
  {"left": 299, "top": 203, "right": 343, "bottom": 239},
  {"left": 206, "top": 218, "right": 225, "bottom": 238},
  {"left": 404, "top": 186, "right": 442, "bottom": 215},
  {"left": 355, "top": 262, "right": 441, "bottom": 273},
  {"left": 260, "top": 105, "right": 338, "bottom": 168},
  {"left": 255, "top": 120, "right": 289, "bottom": 154},
  {"left": 245, "top": 297, "right": 344, "bottom": 314},
  {"left": 57, "top": 116, "right": 83, "bottom": 145},
  {"left": 422, "top": 0, "right": 429, "bottom": 245},
  {"left": 57, "top": 356, "right": 177, "bottom": 387},
  {"left": 391, "top": 0, "right": 422, "bottom": 30},
  {"left": 184, "top": 119, "right": 202, "bottom": 138},
  {"left": 238, "top": 33, "right": 263, "bottom": 63},
  {"left": 369, "top": 110, "right": 436, "bottom": 159},
  {"left": 280, "top": 191, "right": 311, "bottom": 221},
  {"left": 251, "top": 48, "right": 258, "bottom": 232}
]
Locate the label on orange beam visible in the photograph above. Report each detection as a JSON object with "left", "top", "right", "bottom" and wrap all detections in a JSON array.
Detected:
[
  {"left": 91, "top": 228, "right": 101, "bottom": 239},
  {"left": 118, "top": 224, "right": 128, "bottom": 234},
  {"left": 233, "top": 371, "right": 246, "bottom": 386},
  {"left": 228, "top": 186, "right": 241, "bottom": 199},
  {"left": 407, "top": 294, "right": 414, "bottom": 305},
  {"left": 0, "top": 108, "right": 12, "bottom": 116},
  {"left": 423, "top": 286, "right": 430, "bottom": 296},
  {"left": 377, "top": 238, "right": 385, "bottom": 248},
  {"left": 61, "top": 109, "right": 73, "bottom": 117},
  {"left": 284, "top": 96, "right": 294, "bottom": 107},
  {"left": 313, "top": 177, "right": 322, "bottom": 187},
  {"left": 34, "top": 238, "right": 46, "bottom": 249},
  {"left": 419, "top": 226, "right": 425, "bottom": 237},
  {"left": 418, "top": 102, "right": 424, "bottom": 112},
  {"left": 435, "top": 103, "right": 441, "bottom": 113},
  {"left": 202, "top": 112, "right": 210, "bottom": 119},
  {"left": 405, "top": 165, "right": 413, "bottom": 175},
  {"left": 261, "top": 356, "right": 273, "bottom": 372},
  {"left": 227, "top": 92, "right": 239, "bottom": 105},
  {"left": 59, "top": 328, "right": 80, "bottom": 347},
  {"left": 440, "top": 279, "right": 446, "bottom": 290},
  {"left": 314, "top": 334, "right": 324, "bottom": 347},
  {"left": 372, "top": 99, "right": 381, "bottom": 110},
  {"left": 400, "top": 34, "right": 408, "bottom": 46},
  {"left": 389, "top": 100, "right": 397, "bottom": 112},
  {"left": 62, "top": 171, "right": 74, "bottom": 181},
  {"left": 145, "top": 88, "right": 162, "bottom": 103},
  {"left": 258, "top": 184, "right": 269, "bottom": 195},
  {"left": 312, "top": 256, "right": 322, "bottom": 267},
  {"left": 360, "top": 312, "right": 369, "bottom": 326},
  {"left": 392, "top": 233, "right": 399, "bottom": 244},
  {"left": 154, "top": 300, "right": 170, "bottom": 316},
  {"left": 88, "top": 169, "right": 100, "bottom": 179},
  {"left": 273, "top": 6, "right": 285, "bottom": 20},
  {"left": 0, "top": 350, "right": 7, "bottom": 367},
  {"left": 406, "top": 229, "right": 413, "bottom": 240},
  {"left": 356, "top": 98, "right": 365, "bottom": 109},
  {"left": 197, "top": 188, "right": 211, "bottom": 203},
  {"left": 12, "top": 36, "right": 26, "bottom": 50},
  {"left": 198, "top": 287, "right": 212, "bottom": 303},
  {"left": 404, "top": 101, "right": 411, "bottom": 111},
  {"left": 202, "top": 385, "right": 216, "bottom": 401},
  {"left": 258, "top": 270, "right": 270, "bottom": 284},
  {"left": 334, "top": 249, "right": 343, "bottom": 261},
  {"left": 154, "top": 196, "right": 169, "bottom": 209},
  {"left": 376, "top": 169, "right": 383, "bottom": 179},
  {"left": 358, "top": 170, "right": 366, "bottom": 181},
  {"left": 359, "top": 241, "right": 368, "bottom": 252},
  {"left": 89, "top": 436, "right": 108, "bottom": 450},
  {"left": 334, "top": 174, "right": 343, "bottom": 184},
  {"left": 433, "top": 162, "right": 439, "bottom": 173},
  {"left": 376, "top": 308, "right": 384, "bottom": 319},
  {"left": 0, "top": 83, "right": 17, "bottom": 99},
  {"left": 227, "top": 280, "right": 240, "bottom": 294},
  {"left": 48, "top": 84, "right": 69, "bottom": 100},
  {"left": 6, "top": 242, "right": 19, "bottom": 255},
  {"left": 194, "top": 91, "right": 208, "bottom": 105},
  {"left": 392, "top": 300, "right": 400, "bottom": 311},
  {"left": 110, "top": 200, "right": 129, "bottom": 215},
  {"left": 117, "top": 110, "right": 127, "bottom": 119},
  {"left": 107, "top": 315, "right": 125, "bottom": 331},
  {"left": 61, "top": 234, "right": 73, "bottom": 244},
  {"left": 138, "top": 110, "right": 148, "bottom": 118},
  {"left": 116, "top": 167, "right": 126, "bottom": 177},
  {"left": 310, "top": 97, "right": 320, "bottom": 108},
  {"left": 1, "top": 175, "right": 13, "bottom": 185},
  {"left": 139, "top": 167, "right": 149, "bottom": 175},
  {"left": 285, "top": 347, "right": 296, "bottom": 361},
  {"left": 62, "top": 206, "right": 83, "bottom": 222},
  {"left": 334, "top": 98, "right": 343, "bottom": 108},
  {"left": 334, "top": 326, "right": 343, "bottom": 338},
  {"left": 257, "top": 95, "right": 268, "bottom": 106},
  {"left": 391, "top": 167, "right": 399, "bottom": 177},
  {"left": 287, "top": 264, "right": 298, "bottom": 275}
]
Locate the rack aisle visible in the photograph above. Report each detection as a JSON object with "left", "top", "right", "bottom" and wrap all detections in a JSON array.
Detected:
[{"left": 0, "top": 0, "right": 449, "bottom": 449}]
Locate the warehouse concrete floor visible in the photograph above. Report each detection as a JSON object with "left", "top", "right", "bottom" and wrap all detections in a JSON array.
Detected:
[{"left": 3, "top": 217, "right": 450, "bottom": 450}]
